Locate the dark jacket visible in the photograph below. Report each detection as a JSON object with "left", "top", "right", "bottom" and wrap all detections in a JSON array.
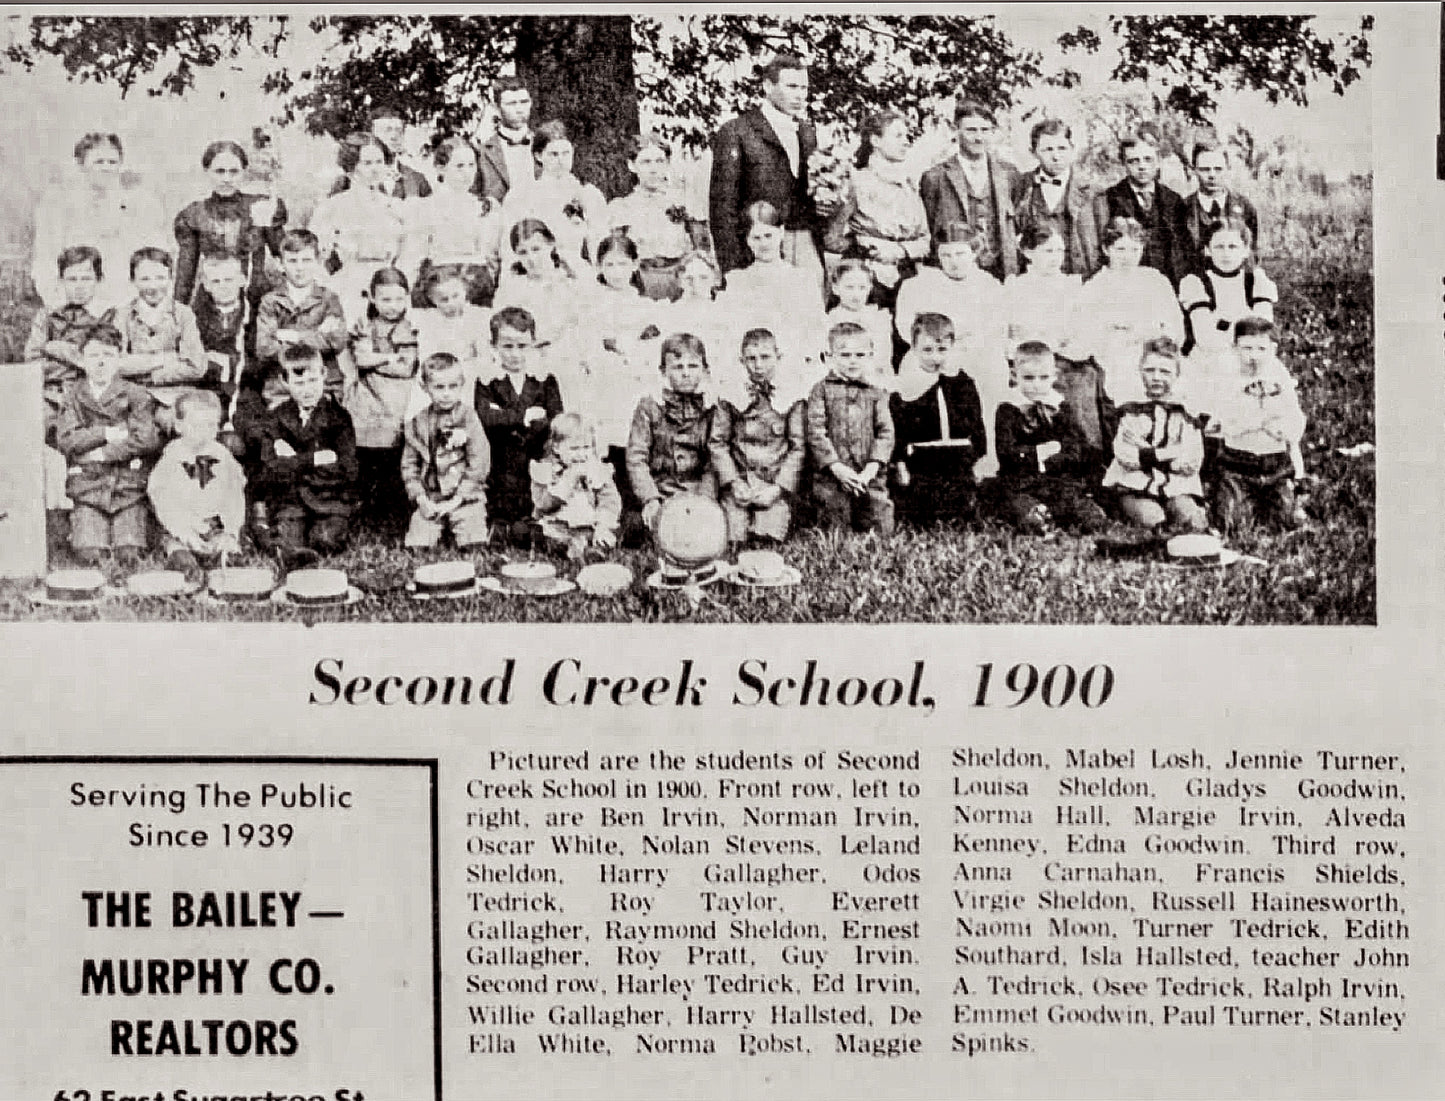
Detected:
[
  {"left": 1181, "top": 189, "right": 1259, "bottom": 276},
  {"left": 919, "top": 154, "right": 1022, "bottom": 277},
  {"left": 1096, "top": 179, "right": 1191, "bottom": 288},
  {"left": 709, "top": 107, "right": 818, "bottom": 273},
  {"left": 477, "top": 133, "right": 529, "bottom": 205},
  {"left": 248, "top": 394, "right": 359, "bottom": 516},
  {"left": 329, "top": 163, "right": 432, "bottom": 201},
  {"left": 474, "top": 373, "right": 564, "bottom": 521},
  {"left": 55, "top": 377, "right": 161, "bottom": 514},
  {"left": 191, "top": 289, "right": 247, "bottom": 396},
  {"left": 708, "top": 394, "right": 806, "bottom": 496},
  {"left": 994, "top": 398, "right": 1099, "bottom": 483},
  {"left": 890, "top": 373, "right": 985, "bottom": 474},
  {"left": 1011, "top": 169, "right": 1103, "bottom": 278},
  {"left": 626, "top": 392, "right": 716, "bottom": 503},
  {"left": 173, "top": 191, "right": 288, "bottom": 306}
]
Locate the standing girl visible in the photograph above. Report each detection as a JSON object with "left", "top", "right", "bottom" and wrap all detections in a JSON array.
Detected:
[
  {"left": 404, "top": 137, "right": 503, "bottom": 309},
  {"left": 501, "top": 121, "right": 607, "bottom": 273},
  {"left": 573, "top": 233, "right": 664, "bottom": 485},
  {"left": 607, "top": 134, "right": 705, "bottom": 300},
  {"left": 1067, "top": 216, "right": 1184, "bottom": 405},
  {"left": 173, "top": 140, "right": 288, "bottom": 331},
  {"left": 492, "top": 218, "right": 583, "bottom": 395},
  {"left": 717, "top": 201, "right": 826, "bottom": 376},
  {"left": 894, "top": 222, "right": 1008, "bottom": 475},
  {"left": 346, "top": 266, "right": 420, "bottom": 535},
  {"left": 309, "top": 133, "right": 410, "bottom": 324},
  {"left": 823, "top": 110, "right": 930, "bottom": 302}
]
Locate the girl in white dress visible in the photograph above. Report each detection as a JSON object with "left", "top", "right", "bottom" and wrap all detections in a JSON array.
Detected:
[
  {"left": 1067, "top": 216, "right": 1184, "bottom": 405},
  {"left": 499, "top": 121, "right": 607, "bottom": 274},
  {"left": 310, "top": 133, "right": 408, "bottom": 324},
  {"left": 404, "top": 137, "right": 503, "bottom": 309}
]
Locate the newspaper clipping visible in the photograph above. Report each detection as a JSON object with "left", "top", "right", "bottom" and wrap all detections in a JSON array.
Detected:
[{"left": 0, "top": 4, "right": 1436, "bottom": 1099}]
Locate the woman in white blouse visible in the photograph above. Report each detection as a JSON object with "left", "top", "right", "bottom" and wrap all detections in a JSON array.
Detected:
[{"left": 403, "top": 136, "right": 503, "bottom": 308}]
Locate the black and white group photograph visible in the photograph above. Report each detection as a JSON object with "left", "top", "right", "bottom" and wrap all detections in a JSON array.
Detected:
[{"left": 0, "top": 9, "right": 1375, "bottom": 623}]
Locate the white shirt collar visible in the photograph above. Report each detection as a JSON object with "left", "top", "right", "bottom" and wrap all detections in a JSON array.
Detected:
[{"left": 760, "top": 101, "right": 799, "bottom": 137}]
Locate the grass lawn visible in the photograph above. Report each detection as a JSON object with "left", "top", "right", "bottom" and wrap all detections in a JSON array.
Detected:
[{"left": 0, "top": 246, "right": 1375, "bottom": 626}]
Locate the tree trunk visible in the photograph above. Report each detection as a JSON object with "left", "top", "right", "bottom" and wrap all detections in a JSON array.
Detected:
[{"left": 514, "top": 15, "right": 640, "bottom": 199}]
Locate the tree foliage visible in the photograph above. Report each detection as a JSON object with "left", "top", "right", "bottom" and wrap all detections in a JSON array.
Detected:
[
  {"left": 1059, "top": 14, "right": 1373, "bottom": 122},
  {"left": 4, "top": 12, "right": 1372, "bottom": 191}
]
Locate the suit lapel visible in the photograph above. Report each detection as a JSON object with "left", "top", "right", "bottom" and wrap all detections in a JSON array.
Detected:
[
  {"left": 748, "top": 108, "right": 788, "bottom": 159},
  {"left": 942, "top": 157, "right": 972, "bottom": 212},
  {"left": 482, "top": 138, "right": 511, "bottom": 189}
]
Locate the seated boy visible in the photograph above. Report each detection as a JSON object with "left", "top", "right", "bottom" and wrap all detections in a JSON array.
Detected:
[
  {"left": 890, "top": 312, "right": 985, "bottom": 528},
  {"left": 708, "top": 327, "right": 806, "bottom": 547},
  {"left": 26, "top": 244, "right": 116, "bottom": 536},
  {"left": 805, "top": 321, "right": 895, "bottom": 535},
  {"left": 147, "top": 390, "right": 246, "bottom": 581},
  {"left": 626, "top": 332, "right": 717, "bottom": 534},
  {"left": 53, "top": 323, "right": 161, "bottom": 572},
  {"left": 1102, "top": 337, "right": 1209, "bottom": 533},
  {"left": 117, "top": 247, "right": 206, "bottom": 433},
  {"left": 247, "top": 345, "right": 358, "bottom": 566},
  {"left": 475, "top": 307, "right": 562, "bottom": 544},
  {"left": 993, "top": 341, "right": 1109, "bottom": 534},
  {"left": 1212, "top": 316, "right": 1307, "bottom": 532},
  {"left": 250, "top": 229, "right": 347, "bottom": 406},
  {"left": 402, "top": 352, "right": 491, "bottom": 552}
]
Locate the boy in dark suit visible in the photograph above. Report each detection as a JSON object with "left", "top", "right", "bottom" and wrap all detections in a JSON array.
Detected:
[
  {"left": 245, "top": 346, "right": 359, "bottom": 566},
  {"left": 1182, "top": 139, "right": 1260, "bottom": 276},
  {"left": 1097, "top": 128, "right": 1190, "bottom": 288},
  {"left": 1012, "top": 119, "right": 1102, "bottom": 278},
  {"left": 477, "top": 77, "right": 535, "bottom": 205},
  {"left": 708, "top": 53, "right": 821, "bottom": 283},
  {"left": 474, "top": 307, "right": 563, "bottom": 544},
  {"left": 919, "top": 100, "right": 1022, "bottom": 279}
]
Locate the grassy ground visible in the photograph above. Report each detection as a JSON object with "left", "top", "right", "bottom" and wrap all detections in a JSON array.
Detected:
[{"left": 0, "top": 196, "right": 1375, "bottom": 625}]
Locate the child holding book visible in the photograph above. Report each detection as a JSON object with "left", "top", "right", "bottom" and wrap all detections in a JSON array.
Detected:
[{"left": 890, "top": 312, "right": 985, "bottom": 528}]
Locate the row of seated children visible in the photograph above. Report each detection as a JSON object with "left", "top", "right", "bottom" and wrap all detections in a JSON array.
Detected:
[{"left": 33, "top": 231, "right": 1306, "bottom": 569}]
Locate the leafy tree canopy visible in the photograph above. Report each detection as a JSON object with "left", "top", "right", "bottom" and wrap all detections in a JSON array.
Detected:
[{"left": 4, "top": 13, "right": 1372, "bottom": 192}]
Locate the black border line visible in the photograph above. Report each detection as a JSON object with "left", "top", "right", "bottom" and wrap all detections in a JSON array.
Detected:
[{"left": 0, "top": 755, "right": 443, "bottom": 1101}]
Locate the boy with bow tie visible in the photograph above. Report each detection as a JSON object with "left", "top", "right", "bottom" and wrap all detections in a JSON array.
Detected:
[
  {"left": 708, "top": 328, "right": 808, "bottom": 548},
  {"left": 1012, "top": 120, "right": 1102, "bottom": 277},
  {"left": 1184, "top": 140, "right": 1259, "bottom": 275},
  {"left": 147, "top": 390, "right": 246, "bottom": 582},
  {"left": 992, "top": 341, "right": 1109, "bottom": 534}
]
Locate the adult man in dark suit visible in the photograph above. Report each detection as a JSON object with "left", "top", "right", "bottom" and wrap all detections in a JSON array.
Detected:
[
  {"left": 329, "top": 108, "right": 433, "bottom": 199},
  {"left": 1097, "top": 128, "right": 1190, "bottom": 287},
  {"left": 919, "top": 100, "right": 1022, "bottom": 279},
  {"left": 1181, "top": 139, "right": 1260, "bottom": 275},
  {"left": 708, "top": 54, "right": 822, "bottom": 284},
  {"left": 477, "top": 77, "right": 537, "bottom": 205},
  {"left": 1011, "top": 118, "right": 1102, "bottom": 278}
]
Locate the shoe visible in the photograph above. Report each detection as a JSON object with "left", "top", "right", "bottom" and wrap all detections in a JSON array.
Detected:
[
  {"left": 114, "top": 547, "right": 143, "bottom": 572},
  {"left": 167, "top": 548, "right": 204, "bottom": 586}
]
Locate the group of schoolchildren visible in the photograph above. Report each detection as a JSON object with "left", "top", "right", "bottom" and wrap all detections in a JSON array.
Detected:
[{"left": 26, "top": 112, "right": 1307, "bottom": 583}]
